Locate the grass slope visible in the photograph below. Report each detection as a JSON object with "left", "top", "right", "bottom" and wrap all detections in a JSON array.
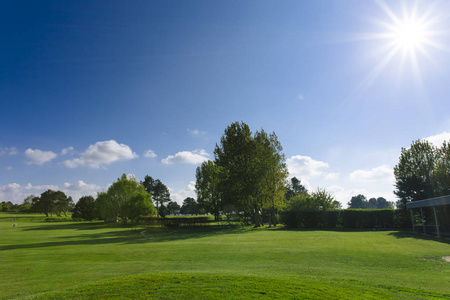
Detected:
[{"left": 1, "top": 213, "right": 449, "bottom": 299}]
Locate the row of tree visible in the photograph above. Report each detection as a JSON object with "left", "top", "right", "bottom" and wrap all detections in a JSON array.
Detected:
[{"left": 347, "top": 195, "right": 394, "bottom": 209}]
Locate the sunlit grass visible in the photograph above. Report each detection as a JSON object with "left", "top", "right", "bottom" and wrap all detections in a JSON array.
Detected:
[{"left": 1, "top": 213, "right": 449, "bottom": 299}]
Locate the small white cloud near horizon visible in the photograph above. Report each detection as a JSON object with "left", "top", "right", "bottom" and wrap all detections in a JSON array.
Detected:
[
  {"left": 144, "top": 149, "right": 157, "bottom": 158},
  {"left": 169, "top": 181, "right": 196, "bottom": 204},
  {"left": 349, "top": 165, "right": 394, "bottom": 183},
  {"left": 0, "top": 181, "right": 103, "bottom": 204},
  {"left": 63, "top": 140, "right": 138, "bottom": 168},
  {"left": 162, "top": 149, "right": 210, "bottom": 165},
  {"left": 25, "top": 148, "right": 57, "bottom": 165},
  {"left": 61, "top": 146, "right": 74, "bottom": 155},
  {"left": 424, "top": 131, "right": 450, "bottom": 146},
  {"left": 0, "top": 147, "right": 18, "bottom": 156}
]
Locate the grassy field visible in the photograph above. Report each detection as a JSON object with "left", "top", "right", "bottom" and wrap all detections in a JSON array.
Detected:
[{"left": 1, "top": 212, "right": 449, "bottom": 299}]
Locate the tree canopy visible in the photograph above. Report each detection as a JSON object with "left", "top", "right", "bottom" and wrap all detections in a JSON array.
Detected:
[
  {"left": 72, "top": 196, "right": 95, "bottom": 220},
  {"left": 195, "top": 160, "right": 222, "bottom": 220},
  {"left": 141, "top": 175, "right": 171, "bottom": 217},
  {"left": 347, "top": 195, "right": 393, "bottom": 209},
  {"left": 214, "top": 121, "right": 288, "bottom": 226},
  {"left": 394, "top": 140, "right": 450, "bottom": 226},
  {"left": 31, "top": 190, "right": 73, "bottom": 217},
  {"left": 394, "top": 140, "right": 450, "bottom": 204},
  {"left": 97, "top": 174, "right": 156, "bottom": 224}
]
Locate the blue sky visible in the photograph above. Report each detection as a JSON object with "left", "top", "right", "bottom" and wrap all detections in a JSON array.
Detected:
[{"left": 1, "top": 0, "right": 450, "bottom": 206}]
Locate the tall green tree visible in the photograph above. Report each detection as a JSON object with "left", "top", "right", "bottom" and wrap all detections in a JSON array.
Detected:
[
  {"left": 72, "top": 196, "right": 95, "bottom": 220},
  {"left": 98, "top": 174, "right": 156, "bottom": 224},
  {"left": 433, "top": 141, "right": 450, "bottom": 196},
  {"left": 180, "top": 197, "right": 199, "bottom": 215},
  {"left": 254, "top": 129, "right": 288, "bottom": 227},
  {"left": 214, "top": 121, "right": 255, "bottom": 219},
  {"left": 394, "top": 140, "right": 436, "bottom": 205},
  {"left": 140, "top": 175, "right": 171, "bottom": 217},
  {"left": 214, "top": 122, "right": 288, "bottom": 226},
  {"left": 394, "top": 140, "right": 450, "bottom": 226},
  {"left": 195, "top": 160, "right": 222, "bottom": 220},
  {"left": 167, "top": 201, "right": 181, "bottom": 215},
  {"left": 347, "top": 194, "right": 368, "bottom": 209},
  {"left": 285, "top": 177, "right": 308, "bottom": 200}
]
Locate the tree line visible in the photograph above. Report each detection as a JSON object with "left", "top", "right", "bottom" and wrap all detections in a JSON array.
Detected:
[
  {"left": 5, "top": 124, "right": 447, "bottom": 230},
  {"left": 347, "top": 195, "right": 394, "bottom": 209}
]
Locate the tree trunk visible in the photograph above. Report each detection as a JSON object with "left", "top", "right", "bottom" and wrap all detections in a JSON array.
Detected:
[{"left": 253, "top": 208, "right": 261, "bottom": 227}]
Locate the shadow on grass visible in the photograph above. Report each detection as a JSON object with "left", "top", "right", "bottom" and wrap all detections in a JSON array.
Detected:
[
  {"left": 0, "top": 224, "right": 250, "bottom": 251},
  {"left": 388, "top": 230, "right": 450, "bottom": 244},
  {"left": 22, "top": 221, "right": 125, "bottom": 231}
]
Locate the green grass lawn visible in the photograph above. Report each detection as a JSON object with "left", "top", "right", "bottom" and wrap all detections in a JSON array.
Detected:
[{"left": 1, "top": 212, "right": 449, "bottom": 299}]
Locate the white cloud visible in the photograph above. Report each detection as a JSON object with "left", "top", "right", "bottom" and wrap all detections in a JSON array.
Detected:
[
  {"left": 162, "top": 149, "right": 210, "bottom": 165},
  {"left": 325, "top": 172, "right": 339, "bottom": 180},
  {"left": 6, "top": 166, "right": 13, "bottom": 171},
  {"left": 61, "top": 146, "right": 74, "bottom": 155},
  {"left": 287, "top": 155, "right": 329, "bottom": 179},
  {"left": 144, "top": 149, "right": 157, "bottom": 158},
  {"left": 298, "top": 94, "right": 304, "bottom": 100},
  {"left": 169, "top": 181, "right": 196, "bottom": 204},
  {"left": 0, "top": 181, "right": 102, "bottom": 204},
  {"left": 424, "top": 131, "right": 450, "bottom": 146},
  {"left": 60, "top": 180, "right": 102, "bottom": 202},
  {"left": 63, "top": 140, "right": 138, "bottom": 168},
  {"left": 0, "top": 147, "right": 18, "bottom": 156},
  {"left": 349, "top": 165, "right": 394, "bottom": 182},
  {"left": 25, "top": 148, "right": 57, "bottom": 165},
  {"left": 187, "top": 128, "right": 207, "bottom": 136}
]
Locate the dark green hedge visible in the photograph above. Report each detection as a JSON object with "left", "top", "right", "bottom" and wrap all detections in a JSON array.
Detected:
[{"left": 281, "top": 209, "right": 401, "bottom": 229}]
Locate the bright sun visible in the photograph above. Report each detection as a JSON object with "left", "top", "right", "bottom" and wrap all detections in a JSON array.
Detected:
[
  {"left": 377, "top": 0, "right": 438, "bottom": 62},
  {"left": 392, "top": 19, "right": 427, "bottom": 52},
  {"left": 348, "top": 0, "right": 447, "bottom": 98}
]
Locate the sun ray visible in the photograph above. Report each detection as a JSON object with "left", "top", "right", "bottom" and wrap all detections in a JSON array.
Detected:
[{"left": 345, "top": 0, "right": 449, "bottom": 103}]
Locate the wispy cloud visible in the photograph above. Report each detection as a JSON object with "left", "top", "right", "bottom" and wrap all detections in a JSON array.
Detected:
[
  {"left": 349, "top": 165, "right": 394, "bottom": 182},
  {"left": 25, "top": 148, "right": 57, "bottom": 165},
  {"left": 162, "top": 149, "right": 210, "bottom": 165},
  {"left": 144, "top": 149, "right": 157, "bottom": 158},
  {"left": 187, "top": 128, "right": 207, "bottom": 136},
  {"left": 63, "top": 140, "right": 138, "bottom": 168},
  {"left": 0, "top": 147, "right": 18, "bottom": 156},
  {"left": 61, "top": 146, "right": 74, "bottom": 155}
]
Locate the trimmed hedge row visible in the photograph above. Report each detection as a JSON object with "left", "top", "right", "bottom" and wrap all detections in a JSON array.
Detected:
[{"left": 281, "top": 209, "right": 404, "bottom": 229}]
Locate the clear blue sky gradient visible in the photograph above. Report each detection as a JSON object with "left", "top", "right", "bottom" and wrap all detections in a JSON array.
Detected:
[{"left": 1, "top": 0, "right": 450, "bottom": 205}]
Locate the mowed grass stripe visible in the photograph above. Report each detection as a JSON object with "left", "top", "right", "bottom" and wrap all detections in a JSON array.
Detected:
[{"left": 26, "top": 273, "right": 449, "bottom": 300}]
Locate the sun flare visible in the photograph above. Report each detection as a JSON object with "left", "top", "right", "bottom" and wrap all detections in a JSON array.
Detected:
[
  {"left": 348, "top": 0, "right": 448, "bottom": 100},
  {"left": 392, "top": 19, "right": 427, "bottom": 52}
]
